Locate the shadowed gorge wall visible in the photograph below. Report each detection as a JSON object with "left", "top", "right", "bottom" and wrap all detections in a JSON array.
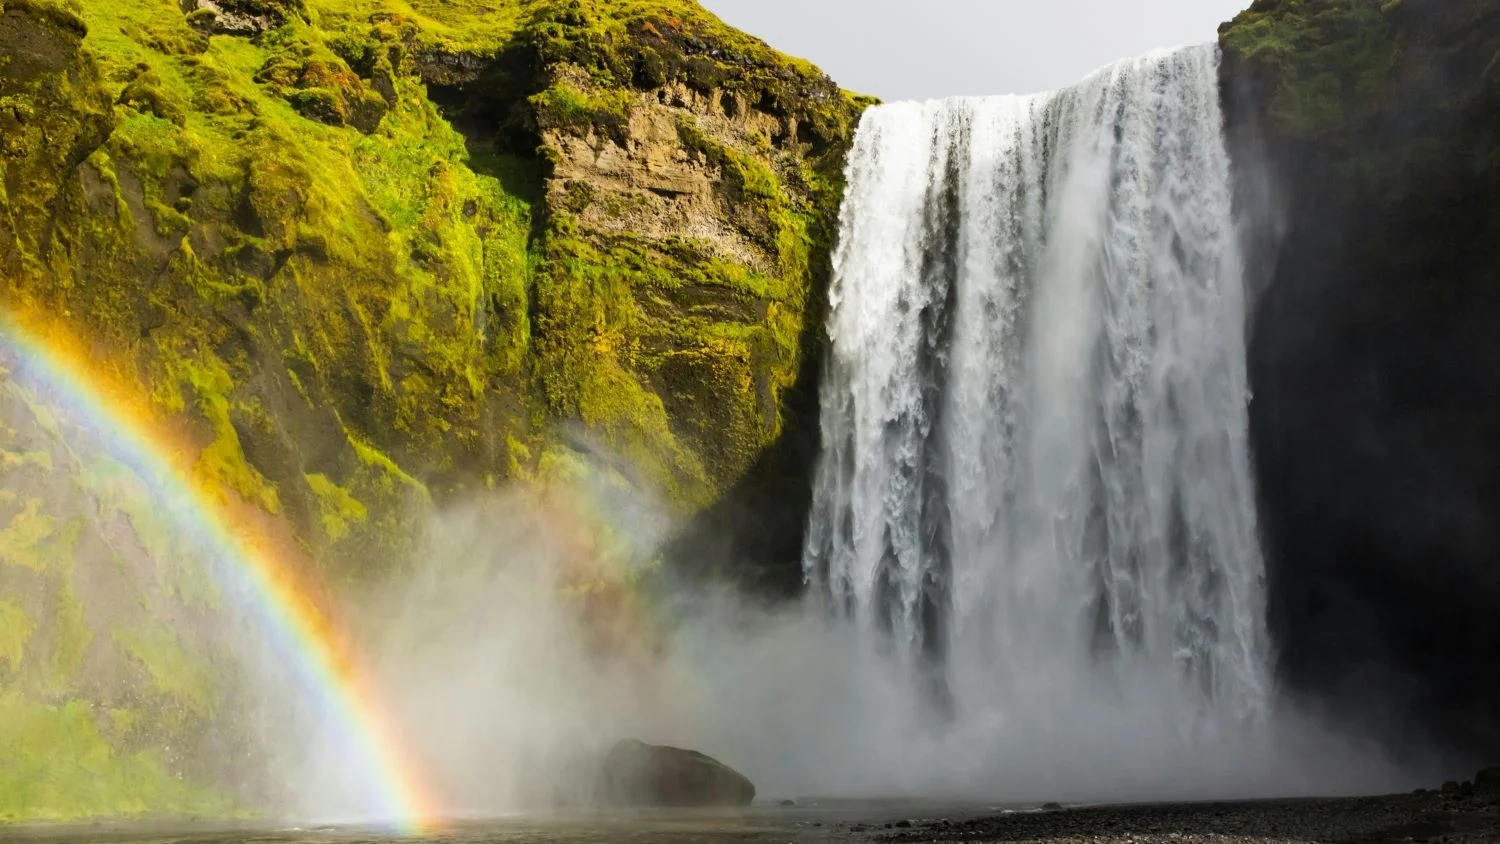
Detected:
[
  {"left": 1220, "top": 0, "right": 1500, "bottom": 764},
  {"left": 0, "top": 0, "right": 863, "bottom": 818}
]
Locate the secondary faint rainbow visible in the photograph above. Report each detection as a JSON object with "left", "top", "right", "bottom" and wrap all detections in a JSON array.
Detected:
[{"left": 0, "top": 307, "right": 437, "bottom": 833}]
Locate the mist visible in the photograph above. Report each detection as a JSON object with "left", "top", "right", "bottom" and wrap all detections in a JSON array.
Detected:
[
  {"left": 0, "top": 355, "right": 1419, "bottom": 826},
  {"left": 255, "top": 444, "right": 1414, "bottom": 824}
]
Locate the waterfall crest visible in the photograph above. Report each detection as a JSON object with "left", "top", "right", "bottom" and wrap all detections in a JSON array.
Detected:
[{"left": 804, "top": 45, "right": 1271, "bottom": 741}]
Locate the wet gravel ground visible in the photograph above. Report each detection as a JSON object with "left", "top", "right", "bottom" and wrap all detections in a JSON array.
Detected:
[
  {"left": 4, "top": 791, "right": 1497, "bottom": 844},
  {"left": 873, "top": 791, "right": 1500, "bottom": 844}
]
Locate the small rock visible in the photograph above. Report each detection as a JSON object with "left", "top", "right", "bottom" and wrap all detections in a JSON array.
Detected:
[
  {"left": 1043, "top": 802, "right": 1065, "bottom": 811},
  {"left": 778, "top": 799, "right": 796, "bottom": 807},
  {"left": 182, "top": 0, "right": 285, "bottom": 36},
  {"left": 894, "top": 819, "right": 913, "bottom": 828}
]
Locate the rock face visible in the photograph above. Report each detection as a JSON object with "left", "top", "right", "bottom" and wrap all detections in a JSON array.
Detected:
[
  {"left": 1220, "top": 0, "right": 1500, "bottom": 762},
  {"left": 0, "top": 0, "right": 863, "bottom": 820},
  {"left": 513, "top": 2, "right": 871, "bottom": 529},
  {"left": 1478, "top": 768, "right": 1500, "bottom": 798},
  {"left": 598, "top": 739, "right": 756, "bottom": 808}
]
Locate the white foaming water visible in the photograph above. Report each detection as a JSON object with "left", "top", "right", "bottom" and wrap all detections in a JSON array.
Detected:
[{"left": 801, "top": 45, "right": 1284, "bottom": 796}]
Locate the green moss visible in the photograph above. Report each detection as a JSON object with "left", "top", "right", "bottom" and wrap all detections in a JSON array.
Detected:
[
  {"left": 115, "top": 626, "right": 217, "bottom": 718},
  {"left": 0, "top": 500, "right": 81, "bottom": 573},
  {"left": 1220, "top": 0, "right": 1500, "bottom": 216},
  {"left": 0, "top": 369, "right": 256, "bottom": 818},
  {"left": 305, "top": 472, "right": 368, "bottom": 542},
  {"left": 531, "top": 81, "right": 635, "bottom": 136},
  {"left": 0, "top": 694, "right": 232, "bottom": 823},
  {"left": 283, "top": 0, "right": 831, "bottom": 83},
  {"left": 4, "top": 0, "right": 856, "bottom": 521},
  {"left": 0, "top": 599, "right": 34, "bottom": 674},
  {"left": 76, "top": 451, "right": 221, "bottom": 609},
  {"left": 170, "top": 352, "right": 283, "bottom": 514},
  {"left": 522, "top": 0, "right": 827, "bottom": 91},
  {"left": 118, "top": 69, "right": 187, "bottom": 127},
  {"left": 47, "top": 581, "right": 91, "bottom": 684},
  {"left": 349, "top": 433, "right": 429, "bottom": 500},
  {"left": 1, "top": 0, "right": 88, "bottom": 34},
  {"left": 1221, "top": 0, "right": 1401, "bottom": 136},
  {"left": 256, "top": 22, "right": 389, "bottom": 130}
]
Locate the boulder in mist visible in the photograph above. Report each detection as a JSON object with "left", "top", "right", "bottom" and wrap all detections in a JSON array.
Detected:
[{"left": 598, "top": 739, "right": 756, "bottom": 808}]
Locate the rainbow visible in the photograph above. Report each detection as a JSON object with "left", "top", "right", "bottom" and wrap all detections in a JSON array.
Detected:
[{"left": 0, "top": 309, "right": 436, "bottom": 833}]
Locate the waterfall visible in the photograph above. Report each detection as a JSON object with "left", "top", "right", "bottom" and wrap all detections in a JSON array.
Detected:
[{"left": 804, "top": 45, "right": 1271, "bottom": 751}]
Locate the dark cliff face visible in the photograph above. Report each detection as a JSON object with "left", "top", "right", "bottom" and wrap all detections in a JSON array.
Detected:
[{"left": 1221, "top": 0, "right": 1500, "bottom": 764}]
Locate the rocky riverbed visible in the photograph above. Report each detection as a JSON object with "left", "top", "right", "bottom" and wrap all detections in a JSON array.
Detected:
[
  {"left": 877, "top": 785, "right": 1500, "bottom": 844},
  {"left": 7, "top": 774, "right": 1500, "bottom": 843}
]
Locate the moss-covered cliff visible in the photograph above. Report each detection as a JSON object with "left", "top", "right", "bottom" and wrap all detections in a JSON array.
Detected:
[
  {"left": 0, "top": 0, "right": 866, "bottom": 820},
  {"left": 1220, "top": 0, "right": 1500, "bottom": 764}
]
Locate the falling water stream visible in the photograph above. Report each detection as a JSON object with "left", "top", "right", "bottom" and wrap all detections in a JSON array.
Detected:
[{"left": 804, "top": 45, "right": 1271, "bottom": 754}]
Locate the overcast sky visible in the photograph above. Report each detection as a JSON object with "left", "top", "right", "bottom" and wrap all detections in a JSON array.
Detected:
[{"left": 700, "top": 0, "right": 1251, "bottom": 101}]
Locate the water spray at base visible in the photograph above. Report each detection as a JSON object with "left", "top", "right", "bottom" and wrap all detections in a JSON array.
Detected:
[{"left": 276, "top": 45, "right": 1426, "bottom": 805}]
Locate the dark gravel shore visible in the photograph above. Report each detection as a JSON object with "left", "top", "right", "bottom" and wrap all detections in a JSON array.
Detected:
[
  {"left": 867, "top": 789, "right": 1500, "bottom": 844},
  {"left": 4, "top": 780, "right": 1497, "bottom": 843}
]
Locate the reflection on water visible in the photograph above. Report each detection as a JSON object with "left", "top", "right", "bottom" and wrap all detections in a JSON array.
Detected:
[{"left": 0, "top": 801, "right": 1019, "bottom": 843}]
